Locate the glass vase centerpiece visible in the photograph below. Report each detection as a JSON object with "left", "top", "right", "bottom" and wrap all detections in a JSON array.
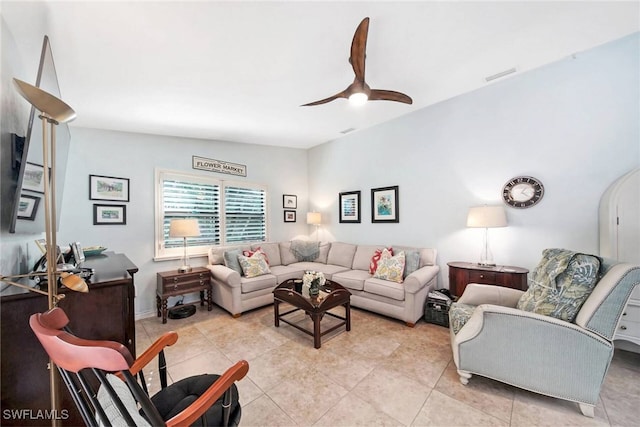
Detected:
[{"left": 303, "top": 271, "right": 325, "bottom": 297}]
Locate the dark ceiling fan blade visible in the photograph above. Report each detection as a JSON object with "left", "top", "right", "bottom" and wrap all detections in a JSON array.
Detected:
[
  {"left": 369, "top": 89, "right": 413, "bottom": 104},
  {"left": 349, "top": 17, "right": 369, "bottom": 82},
  {"left": 301, "top": 91, "right": 347, "bottom": 106}
]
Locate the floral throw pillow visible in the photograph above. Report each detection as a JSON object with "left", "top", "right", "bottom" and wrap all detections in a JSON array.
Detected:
[
  {"left": 369, "top": 247, "right": 393, "bottom": 274},
  {"left": 243, "top": 247, "right": 269, "bottom": 265},
  {"left": 373, "top": 250, "right": 405, "bottom": 283},
  {"left": 237, "top": 253, "right": 271, "bottom": 278}
]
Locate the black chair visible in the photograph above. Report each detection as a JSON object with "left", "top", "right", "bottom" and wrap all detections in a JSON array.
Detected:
[{"left": 30, "top": 307, "right": 249, "bottom": 426}]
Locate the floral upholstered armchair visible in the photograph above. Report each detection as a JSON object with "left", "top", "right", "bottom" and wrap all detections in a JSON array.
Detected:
[{"left": 449, "top": 248, "right": 640, "bottom": 417}]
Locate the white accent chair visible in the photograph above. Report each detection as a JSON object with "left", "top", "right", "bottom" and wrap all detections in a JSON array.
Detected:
[{"left": 449, "top": 260, "right": 640, "bottom": 417}]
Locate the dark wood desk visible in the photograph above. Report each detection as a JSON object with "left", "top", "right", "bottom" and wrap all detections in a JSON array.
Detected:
[{"left": 0, "top": 252, "right": 137, "bottom": 426}]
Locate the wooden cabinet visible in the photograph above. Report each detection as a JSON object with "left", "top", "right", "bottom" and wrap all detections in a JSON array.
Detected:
[
  {"left": 156, "top": 267, "right": 212, "bottom": 323},
  {"left": 0, "top": 252, "right": 137, "bottom": 426},
  {"left": 448, "top": 261, "right": 528, "bottom": 297}
]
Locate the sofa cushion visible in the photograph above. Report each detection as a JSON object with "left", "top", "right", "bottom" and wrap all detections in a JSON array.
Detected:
[
  {"left": 316, "top": 243, "right": 331, "bottom": 263},
  {"left": 279, "top": 242, "right": 297, "bottom": 265},
  {"left": 516, "top": 249, "right": 601, "bottom": 322},
  {"left": 327, "top": 242, "right": 357, "bottom": 268},
  {"left": 269, "top": 265, "right": 304, "bottom": 283},
  {"left": 238, "top": 253, "right": 271, "bottom": 278},
  {"left": 394, "top": 246, "right": 437, "bottom": 267},
  {"left": 251, "top": 242, "right": 281, "bottom": 266},
  {"left": 243, "top": 248, "right": 269, "bottom": 265},
  {"left": 240, "top": 274, "right": 277, "bottom": 293},
  {"left": 364, "top": 277, "right": 405, "bottom": 301},
  {"left": 403, "top": 250, "right": 421, "bottom": 277},
  {"left": 373, "top": 250, "right": 405, "bottom": 283},
  {"left": 351, "top": 245, "right": 379, "bottom": 272},
  {"left": 223, "top": 249, "right": 243, "bottom": 275},
  {"left": 290, "top": 240, "right": 320, "bottom": 261},
  {"left": 332, "top": 269, "right": 370, "bottom": 291}
]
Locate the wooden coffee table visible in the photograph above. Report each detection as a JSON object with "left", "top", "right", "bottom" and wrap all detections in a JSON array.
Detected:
[{"left": 273, "top": 278, "right": 351, "bottom": 348}]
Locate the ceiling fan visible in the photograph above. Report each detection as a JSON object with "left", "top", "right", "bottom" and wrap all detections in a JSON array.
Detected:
[{"left": 302, "top": 17, "right": 413, "bottom": 107}]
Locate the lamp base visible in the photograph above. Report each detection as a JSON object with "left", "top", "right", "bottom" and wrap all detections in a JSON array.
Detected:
[
  {"left": 477, "top": 261, "right": 496, "bottom": 267},
  {"left": 178, "top": 265, "right": 192, "bottom": 273}
]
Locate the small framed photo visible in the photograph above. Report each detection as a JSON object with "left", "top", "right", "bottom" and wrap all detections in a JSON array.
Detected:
[
  {"left": 371, "top": 186, "right": 399, "bottom": 223},
  {"left": 71, "top": 242, "right": 85, "bottom": 264},
  {"left": 339, "top": 191, "right": 361, "bottom": 223},
  {"left": 283, "top": 194, "right": 297, "bottom": 209},
  {"left": 17, "top": 194, "right": 40, "bottom": 220},
  {"left": 22, "top": 162, "right": 50, "bottom": 194},
  {"left": 284, "top": 210, "right": 296, "bottom": 222},
  {"left": 90, "top": 174, "right": 130, "bottom": 202},
  {"left": 93, "top": 204, "right": 127, "bottom": 225}
]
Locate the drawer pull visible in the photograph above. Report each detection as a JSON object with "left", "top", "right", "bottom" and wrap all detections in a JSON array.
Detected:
[
  {"left": 479, "top": 274, "right": 484, "bottom": 279},
  {"left": 174, "top": 285, "right": 178, "bottom": 291},
  {"left": 622, "top": 312, "right": 627, "bottom": 316},
  {"left": 620, "top": 325, "right": 628, "bottom": 330},
  {"left": 173, "top": 278, "right": 178, "bottom": 283}
]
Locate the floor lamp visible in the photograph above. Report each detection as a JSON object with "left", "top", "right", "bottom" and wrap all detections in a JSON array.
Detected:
[
  {"left": 307, "top": 212, "right": 321, "bottom": 241},
  {"left": 466, "top": 205, "right": 508, "bottom": 266},
  {"left": 1, "top": 78, "right": 87, "bottom": 426}
]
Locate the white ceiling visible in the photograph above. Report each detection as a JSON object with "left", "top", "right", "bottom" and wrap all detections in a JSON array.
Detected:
[{"left": 37, "top": 1, "right": 640, "bottom": 149}]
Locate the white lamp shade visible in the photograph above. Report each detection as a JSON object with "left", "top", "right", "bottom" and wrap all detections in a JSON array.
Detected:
[
  {"left": 467, "top": 206, "right": 508, "bottom": 228},
  {"left": 169, "top": 219, "right": 201, "bottom": 238},
  {"left": 307, "top": 212, "right": 321, "bottom": 225}
]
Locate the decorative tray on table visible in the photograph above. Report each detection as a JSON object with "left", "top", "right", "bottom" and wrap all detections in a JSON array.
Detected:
[{"left": 83, "top": 246, "right": 107, "bottom": 257}]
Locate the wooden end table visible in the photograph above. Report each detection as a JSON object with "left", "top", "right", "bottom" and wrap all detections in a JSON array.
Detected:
[
  {"left": 447, "top": 261, "right": 529, "bottom": 297},
  {"left": 273, "top": 279, "right": 351, "bottom": 348},
  {"left": 156, "top": 267, "right": 212, "bottom": 323}
]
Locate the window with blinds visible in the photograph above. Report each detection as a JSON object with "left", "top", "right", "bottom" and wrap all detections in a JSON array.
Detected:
[{"left": 155, "top": 170, "right": 268, "bottom": 258}]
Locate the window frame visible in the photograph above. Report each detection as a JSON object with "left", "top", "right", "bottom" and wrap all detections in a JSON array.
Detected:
[{"left": 154, "top": 169, "right": 268, "bottom": 260}]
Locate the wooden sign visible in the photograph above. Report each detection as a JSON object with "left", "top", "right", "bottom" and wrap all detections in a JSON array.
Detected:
[{"left": 192, "top": 156, "right": 247, "bottom": 177}]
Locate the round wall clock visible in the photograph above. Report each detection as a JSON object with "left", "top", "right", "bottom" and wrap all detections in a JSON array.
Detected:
[{"left": 502, "top": 176, "right": 544, "bottom": 208}]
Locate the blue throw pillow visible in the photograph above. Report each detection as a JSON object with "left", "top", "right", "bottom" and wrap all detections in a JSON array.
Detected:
[
  {"left": 403, "top": 250, "right": 421, "bottom": 278},
  {"left": 223, "top": 249, "right": 243, "bottom": 275}
]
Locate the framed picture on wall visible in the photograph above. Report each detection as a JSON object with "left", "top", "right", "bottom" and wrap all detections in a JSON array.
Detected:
[
  {"left": 339, "top": 191, "right": 361, "bottom": 223},
  {"left": 284, "top": 210, "right": 296, "bottom": 222},
  {"left": 283, "top": 194, "right": 297, "bottom": 209},
  {"left": 89, "top": 175, "right": 130, "bottom": 202},
  {"left": 93, "top": 204, "right": 127, "bottom": 225},
  {"left": 22, "top": 162, "right": 50, "bottom": 194},
  {"left": 17, "top": 194, "right": 40, "bottom": 221},
  {"left": 371, "top": 186, "right": 399, "bottom": 223}
]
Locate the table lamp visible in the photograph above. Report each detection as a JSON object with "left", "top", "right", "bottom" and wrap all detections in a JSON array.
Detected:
[
  {"left": 307, "top": 212, "right": 322, "bottom": 241},
  {"left": 170, "top": 219, "right": 201, "bottom": 273},
  {"left": 466, "top": 205, "right": 508, "bottom": 266}
]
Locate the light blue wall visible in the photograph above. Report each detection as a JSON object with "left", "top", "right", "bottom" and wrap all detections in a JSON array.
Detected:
[
  {"left": 308, "top": 33, "right": 640, "bottom": 288},
  {"left": 56, "top": 128, "right": 309, "bottom": 316}
]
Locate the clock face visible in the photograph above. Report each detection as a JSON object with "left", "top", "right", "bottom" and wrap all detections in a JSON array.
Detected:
[{"left": 503, "top": 176, "right": 544, "bottom": 208}]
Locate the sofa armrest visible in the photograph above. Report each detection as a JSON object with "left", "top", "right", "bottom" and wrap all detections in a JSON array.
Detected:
[
  {"left": 457, "top": 283, "right": 524, "bottom": 308},
  {"left": 403, "top": 265, "right": 440, "bottom": 293},
  {"left": 206, "top": 264, "right": 241, "bottom": 288}
]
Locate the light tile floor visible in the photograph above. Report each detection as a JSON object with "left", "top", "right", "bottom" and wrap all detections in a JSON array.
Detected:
[{"left": 137, "top": 304, "right": 640, "bottom": 426}]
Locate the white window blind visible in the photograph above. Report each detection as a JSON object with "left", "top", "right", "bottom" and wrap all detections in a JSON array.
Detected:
[
  {"left": 225, "top": 185, "right": 266, "bottom": 243},
  {"left": 155, "top": 170, "right": 268, "bottom": 259}
]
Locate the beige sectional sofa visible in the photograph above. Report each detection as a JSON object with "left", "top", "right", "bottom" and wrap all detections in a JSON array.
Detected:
[{"left": 206, "top": 241, "right": 440, "bottom": 326}]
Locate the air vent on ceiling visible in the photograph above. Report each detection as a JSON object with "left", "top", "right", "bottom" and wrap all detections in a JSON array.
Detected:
[
  {"left": 485, "top": 67, "right": 517, "bottom": 82},
  {"left": 340, "top": 127, "right": 356, "bottom": 134}
]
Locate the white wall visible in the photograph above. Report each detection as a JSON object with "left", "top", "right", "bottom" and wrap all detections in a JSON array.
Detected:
[
  {"left": 308, "top": 33, "right": 640, "bottom": 288},
  {"left": 56, "top": 128, "right": 308, "bottom": 316}
]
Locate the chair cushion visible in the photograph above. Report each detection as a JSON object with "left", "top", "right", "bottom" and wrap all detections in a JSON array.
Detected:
[
  {"left": 517, "top": 249, "right": 601, "bottom": 322},
  {"left": 151, "top": 374, "right": 240, "bottom": 427},
  {"left": 448, "top": 302, "right": 477, "bottom": 334},
  {"left": 97, "top": 374, "right": 152, "bottom": 427}
]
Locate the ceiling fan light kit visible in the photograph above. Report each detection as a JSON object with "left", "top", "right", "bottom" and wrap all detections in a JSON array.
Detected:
[{"left": 302, "top": 17, "right": 413, "bottom": 107}]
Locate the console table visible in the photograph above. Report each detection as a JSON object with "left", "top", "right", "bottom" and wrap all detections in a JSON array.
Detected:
[
  {"left": 0, "top": 252, "right": 137, "bottom": 426},
  {"left": 156, "top": 267, "right": 212, "bottom": 323},
  {"left": 448, "top": 261, "right": 528, "bottom": 297}
]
